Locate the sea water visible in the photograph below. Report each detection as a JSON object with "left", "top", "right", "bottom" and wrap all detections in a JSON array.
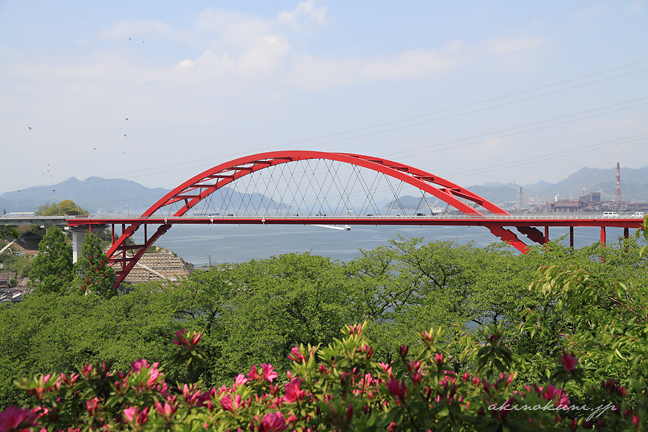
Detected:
[{"left": 149, "top": 224, "right": 628, "bottom": 267}]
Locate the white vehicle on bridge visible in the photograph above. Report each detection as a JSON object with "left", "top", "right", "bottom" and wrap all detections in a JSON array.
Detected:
[
  {"left": 602, "top": 212, "right": 618, "bottom": 218},
  {"left": 631, "top": 212, "right": 645, "bottom": 218}
]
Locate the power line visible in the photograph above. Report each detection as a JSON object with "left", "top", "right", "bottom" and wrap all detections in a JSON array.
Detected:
[
  {"left": 1, "top": 0, "right": 615, "bottom": 130},
  {"left": 16, "top": 62, "right": 643, "bottom": 191},
  {"left": 445, "top": 133, "right": 648, "bottom": 180},
  {"left": 388, "top": 99, "right": 648, "bottom": 160}
]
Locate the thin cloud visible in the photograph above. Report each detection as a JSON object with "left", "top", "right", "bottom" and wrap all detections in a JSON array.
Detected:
[
  {"left": 278, "top": 0, "right": 329, "bottom": 30},
  {"left": 484, "top": 36, "right": 547, "bottom": 56}
]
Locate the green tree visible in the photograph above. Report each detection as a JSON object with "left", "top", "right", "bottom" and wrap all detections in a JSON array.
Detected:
[
  {"left": 29, "top": 226, "right": 73, "bottom": 294},
  {"left": 74, "top": 233, "right": 116, "bottom": 298},
  {"left": 36, "top": 200, "right": 88, "bottom": 216},
  {"left": 36, "top": 202, "right": 60, "bottom": 216},
  {"left": 0, "top": 225, "right": 19, "bottom": 241},
  {"left": 199, "top": 253, "right": 355, "bottom": 384}
]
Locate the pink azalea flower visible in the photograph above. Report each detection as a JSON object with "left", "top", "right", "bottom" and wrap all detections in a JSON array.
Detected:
[
  {"left": 248, "top": 365, "right": 259, "bottom": 380},
  {"left": 346, "top": 402, "right": 353, "bottom": 421},
  {"left": 0, "top": 406, "right": 39, "bottom": 431},
  {"left": 190, "top": 332, "right": 202, "bottom": 345},
  {"left": 181, "top": 384, "right": 201, "bottom": 406},
  {"left": 86, "top": 398, "right": 99, "bottom": 416},
  {"left": 235, "top": 374, "right": 248, "bottom": 387},
  {"left": 434, "top": 353, "right": 444, "bottom": 367},
  {"left": 220, "top": 394, "right": 233, "bottom": 411},
  {"left": 131, "top": 359, "right": 148, "bottom": 373},
  {"left": 258, "top": 411, "right": 287, "bottom": 432},
  {"left": 399, "top": 345, "right": 409, "bottom": 357},
  {"left": 472, "top": 376, "right": 481, "bottom": 387},
  {"left": 154, "top": 401, "right": 178, "bottom": 421},
  {"left": 349, "top": 324, "right": 362, "bottom": 336},
  {"left": 283, "top": 378, "right": 306, "bottom": 403},
  {"left": 123, "top": 406, "right": 148, "bottom": 426},
  {"left": 528, "top": 384, "right": 570, "bottom": 408},
  {"left": 358, "top": 344, "right": 374, "bottom": 358},
  {"left": 172, "top": 329, "right": 201, "bottom": 350},
  {"left": 81, "top": 364, "right": 93, "bottom": 378},
  {"left": 406, "top": 360, "right": 422, "bottom": 374},
  {"left": 288, "top": 346, "right": 305, "bottom": 363},
  {"left": 173, "top": 329, "right": 187, "bottom": 346},
  {"left": 60, "top": 373, "right": 79, "bottom": 388},
  {"left": 261, "top": 364, "right": 278, "bottom": 382},
  {"left": 196, "top": 388, "right": 216, "bottom": 409},
  {"left": 560, "top": 351, "right": 578, "bottom": 372},
  {"left": 386, "top": 378, "right": 407, "bottom": 400}
]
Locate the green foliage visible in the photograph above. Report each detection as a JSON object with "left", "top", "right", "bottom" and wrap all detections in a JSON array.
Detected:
[
  {"left": 524, "top": 263, "right": 648, "bottom": 403},
  {"left": 28, "top": 226, "right": 73, "bottom": 294},
  {"left": 74, "top": 232, "right": 116, "bottom": 298},
  {"left": 189, "top": 253, "right": 356, "bottom": 384},
  {"left": 6, "top": 321, "right": 648, "bottom": 431},
  {"left": 36, "top": 200, "right": 88, "bottom": 216},
  {"left": 0, "top": 225, "right": 19, "bottom": 240},
  {"left": 2, "top": 234, "right": 648, "bottom": 426},
  {"left": 0, "top": 253, "right": 33, "bottom": 278},
  {"left": 638, "top": 214, "right": 648, "bottom": 257}
]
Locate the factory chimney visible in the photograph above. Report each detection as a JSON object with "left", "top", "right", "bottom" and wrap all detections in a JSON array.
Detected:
[{"left": 616, "top": 162, "right": 621, "bottom": 209}]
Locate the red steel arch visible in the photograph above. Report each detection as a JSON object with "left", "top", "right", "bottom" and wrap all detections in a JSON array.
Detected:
[{"left": 107, "top": 151, "right": 537, "bottom": 285}]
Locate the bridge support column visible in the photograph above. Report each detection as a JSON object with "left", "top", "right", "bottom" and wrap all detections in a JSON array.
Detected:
[
  {"left": 624, "top": 227, "right": 629, "bottom": 238},
  {"left": 70, "top": 227, "right": 85, "bottom": 263},
  {"left": 544, "top": 226, "right": 549, "bottom": 244},
  {"left": 569, "top": 226, "right": 574, "bottom": 248},
  {"left": 70, "top": 224, "right": 109, "bottom": 263},
  {"left": 600, "top": 227, "right": 606, "bottom": 246}
]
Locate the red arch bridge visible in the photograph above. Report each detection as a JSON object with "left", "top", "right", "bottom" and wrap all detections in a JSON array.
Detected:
[{"left": 64, "top": 151, "right": 644, "bottom": 287}]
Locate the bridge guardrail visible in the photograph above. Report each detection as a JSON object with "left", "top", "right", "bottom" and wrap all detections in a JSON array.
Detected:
[{"left": 52, "top": 213, "right": 645, "bottom": 221}]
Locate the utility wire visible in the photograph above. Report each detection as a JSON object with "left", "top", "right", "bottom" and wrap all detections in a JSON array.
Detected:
[
  {"left": 445, "top": 133, "right": 648, "bottom": 180},
  {"left": 3, "top": 63, "right": 646, "bottom": 194},
  {"left": 26, "top": 63, "right": 645, "bottom": 189},
  {"left": 1, "top": 0, "right": 614, "bottom": 130}
]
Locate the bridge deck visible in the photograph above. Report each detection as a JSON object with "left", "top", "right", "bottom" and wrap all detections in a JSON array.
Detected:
[{"left": 63, "top": 215, "right": 644, "bottom": 229}]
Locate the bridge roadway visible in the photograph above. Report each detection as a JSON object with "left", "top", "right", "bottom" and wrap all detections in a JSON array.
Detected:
[
  {"left": 0, "top": 214, "right": 643, "bottom": 229},
  {"left": 62, "top": 214, "right": 644, "bottom": 229}
]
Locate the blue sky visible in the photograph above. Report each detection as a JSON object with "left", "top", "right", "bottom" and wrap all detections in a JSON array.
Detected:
[{"left": 1, "top": 0, "right": 647, "bottom": 195}]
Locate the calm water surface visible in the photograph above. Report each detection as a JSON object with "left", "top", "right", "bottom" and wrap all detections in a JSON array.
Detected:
[{"left": 140, "top": 224, "right": 628, "bottom": 267}]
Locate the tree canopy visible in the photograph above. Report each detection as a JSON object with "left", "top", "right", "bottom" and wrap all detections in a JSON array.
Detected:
[
  {"left": 28, "top": 226, "right": 73, "bottom": 294},
  {"left": 74, "top": 232, "right": 116, "bottom": 298},
  {"left": 1, "top": 223, "right": 647, "bottom": 428},
  {"left": 36, "top": 200, "right": 88, "bottom": 216}
]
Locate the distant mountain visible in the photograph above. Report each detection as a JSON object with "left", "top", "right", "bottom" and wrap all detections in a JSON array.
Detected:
[
  {"left": 2, "top": 165, "right": 647, "bottom": 215},
  {"left": 479, "top": 182, "right": 516, "bottom": 188},
  {"left": 382, "top": 196, "right": 438, "bottom": 212},
  {"left": 527, "top": 180, "right": 553, "bottom": 191},
  {"left": 467, "top": 166, "right": 648, "bottom": 207},
  {"left": 466, "top": 185, "right": 519, "bottom": 206},
  {"left": 0, "top": 177, "right": 285, "bottom": 215},
  {"left": 0, "top": 177, "right": 170, "bottom": 214}
]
